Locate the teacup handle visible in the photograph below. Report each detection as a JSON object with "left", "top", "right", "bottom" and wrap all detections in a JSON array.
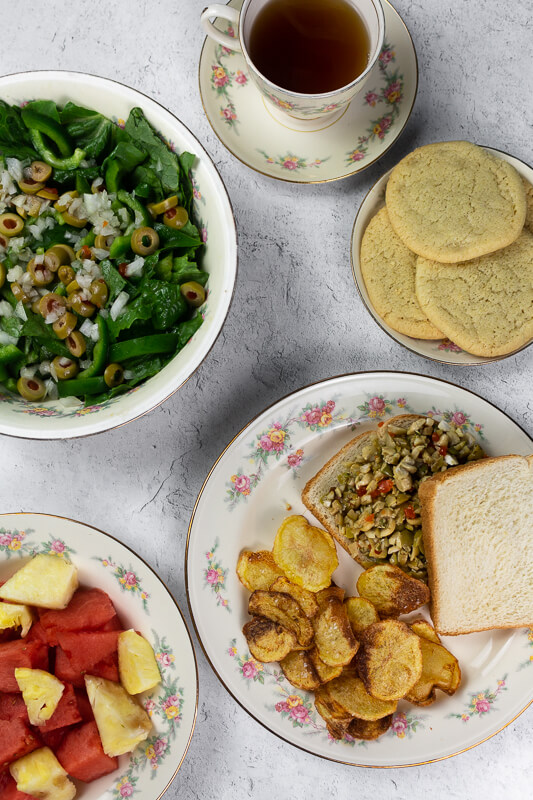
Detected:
[{"left": 201, "top": 5, "right": 242, "bottom": 52}]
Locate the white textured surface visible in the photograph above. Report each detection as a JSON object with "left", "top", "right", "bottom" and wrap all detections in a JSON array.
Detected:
[{"left": 0, "top": 0, "right": 532, "bottom": 797}]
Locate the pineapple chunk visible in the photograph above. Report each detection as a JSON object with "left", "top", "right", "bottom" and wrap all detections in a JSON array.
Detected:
[
  {"left": 118, "top": 629, "right": 161, "bottom": 694},
  {"left": 0, "top": 554, "right": 78, "bottom": 609},
  {"left": 15, "top": 668, "right": 64, "bottom": 726},
  {"left": 10, "top": 747, "right": 76, "bottom": 800},
  {"left": 85, "top": 674, "right": 152, "bottom": 757},
  {"left": 0, "top": 600, "right": 34, "bottom": 636}
]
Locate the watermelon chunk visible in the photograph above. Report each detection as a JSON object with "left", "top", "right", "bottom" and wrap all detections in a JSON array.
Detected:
[
  {"left": 98, "top": 614, "right": 122, "bottom": 632},
  {"left": 39, "top": 589, "right": 117, "bottom": 645},
  {"left": 41, "top": 728, "right": 67, "bottom": 750},
  {"left": 74, "top": 690, "right": 94, "bottom": 722},
  {"left": 90, "top": 652, "right": 119, "bottom": 682},
  {"left": 0, "top": 771, "right": 35, "bottom": 800},
  {"left": 25, "top": 621, "right": 48, "bottom": 644},
  {"left": 54, "top": 646, "right": 84, "bottom": 688},
  {"left": 0, "top": 693, "right": 29, "bottom": 723},
  {"left": 0, "top": 640, "right": 48, "bottom": 692},
  {"left": 40, "top": 683, "right": 81, "bottom": 733},
  {"left": 56, "top": 631, "right": 120, "bottom": 674},
  {"left": 56, "top": 720, "right": 118, "bottom": 782},
  {"left": 0, "top": 718, "right": 40, "bottom": 767}
]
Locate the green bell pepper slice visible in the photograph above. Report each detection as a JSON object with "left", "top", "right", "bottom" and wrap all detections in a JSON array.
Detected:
[
  {"left": 28, "top": 129, "right": 86, "bottom": 170},
  {"left": 116, "top": 190, "right": 151, "bottom": 227},
  {"left": 108, "top": 333, "right": 179, "bottom": 362},
  {"left": 22, "top": 107, "right": 72, "bottom": 157},
  {"left": 109, "top": 234, "right": 132, "bottom": 260},
  {"left": 0, "top": 344, "right": 24, "bottom": 365},
  {"left": 57, "top": 376, "right": 107, "bottom": 398},
  {"left": 78, "top": 315, "right": 109, "bottom": 378},
  {"left": 0, "top": 364, "right": 8, "bottom": 383}
]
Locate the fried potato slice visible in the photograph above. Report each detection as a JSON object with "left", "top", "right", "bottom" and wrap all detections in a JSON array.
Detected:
[
  {"left": 248, "top": 590, "right": 314, "bottom": 648},
  {"left": 269, "top": 577, "right": 319, "bottom": 619},
  {"left": 272, "top": 515, "right": 338, "bottom": 592},
  {"left": 327, "top": 671, "right": 397, "bottom": 720},
  {"left": 314, "top": 686, "right": 353, "bottom": 739},
  {"left": 279, "top": 650, "right": 321, "bottom": 691},
  {"left": 316, "top": 585, "right": 345, "bottom": 604},
  {"left": 344, "top": 597, "right": 380, "bottom": 637},
  {"left": 312, "top": 596, "right": 358, "bottom": 668},
  {"left": 356, "top": 564, "right": 430, "bottom": 617},
  {"left": 356, "top": 619, "right": 422, "bottom": 701},
  {"left": 307, "top": 647, "right": 344, "bottom": 683},
  {"left": 410, "top": 618, "right": 441, "bottom": 644},
  {"left": 236, "top": 550, "right": 285, "bottom": 591},
  {"left": 347, "top": 714, "right": 393, "bottom": 740},
  {"left": 242, "top": 616, "right": 296, "bottom": 662},
  {"left": 404, "top": 633, "right": 461, "bottom": 704}
]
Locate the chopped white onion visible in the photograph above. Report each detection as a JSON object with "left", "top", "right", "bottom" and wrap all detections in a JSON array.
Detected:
[
  {"left": 0, "top": 331, "right": 18, "bottom": 345},
  {"left": 0, "top": 300, "right": 13, "bottom": 318},
  {"left": 110, "top": 291, "right": 129, "bottom": 321},
  {"left": 7, "top": 265, "right": 23, "bottom": 282},
  {"left": 125, "top": 257, "right": 144, "bottom": 278},
  {"left": 45, "top": 378, "right": 58, "bottom": 399},
  {"left": 91, "top": 248, "right": 109, "bottom": 260},
  {"left": 34, "top": 253, "right": 45, "bottom": 265},
  {"left": 14, "top": 301, "right": 27, "bottom": 321},
  {"left": 20, "top": 365, "right": 38, "bottom": 379}
]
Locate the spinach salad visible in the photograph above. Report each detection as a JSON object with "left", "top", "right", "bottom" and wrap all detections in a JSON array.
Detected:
[{"left": 0, "top": 99, "right": 207, "bottom": 405}]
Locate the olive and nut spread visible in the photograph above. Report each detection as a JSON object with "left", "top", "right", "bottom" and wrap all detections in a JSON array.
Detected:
[{"left": 320, "top": 416, "right": 485, "bottom": 580}]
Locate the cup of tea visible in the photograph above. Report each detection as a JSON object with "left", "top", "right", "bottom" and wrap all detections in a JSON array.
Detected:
[{"left": 201, "top": 0, "right": 385, "bottom": 125}]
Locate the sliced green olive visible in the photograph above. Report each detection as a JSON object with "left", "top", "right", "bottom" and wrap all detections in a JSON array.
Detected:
[
  {"left": 147, "top": 195, "right": 178, "bottom": 216},
  {"left": 53, "top": 311, "right": 77, "bottom": 339},
  {"left": 52, "top": 356, "right": 79, "bottom": 380},
  {"left": 131, "top": 226, "right": 159, "bottom": 255},
  {"left": 31, "top": 298, "right": 41, "bottom": 314},
  {"left": 43, "top": 251, "right": 61, "bottom": 272},
  {"left": 90, "top": 279, "right": 109, "bottom": 309},
  {"left": 38, "top": 293, "right": 67, "bottom": 319},
  {"left": 54, "top": 190, "right": 78, "bottom": 213},
  {"left": 58, "top": 264, "right": 75, "bottom": 285},
  {"left": 180, "top": 281, "right": 206, "bottom": 307},
  {"left": 66, "top": 279, "right": 80, "bottom": 295},
  {"left": 28, "top": 259, "right": 53, "bottom": 286},
  {"left": 163, "top": 206, "right": 188, "bottom": 230},
  {"left": 69, "top": 291, "right": 95, "bottom": 317},
  {"left": 76, "top": 245, "right": 94, "bottom": 261},
  {"left": 36, "top": 187, "right": 59, "bottom": 201},
  {"left": 62, "top": 210, "right": 88, "bottom": 228},
  {"left": 30, "top": 161, "right": 53, "bottom": 183},
  {"left": 17, "top": 376, "right": 46, "bottom": 402},
  {"left": 94, "top": 234, "right": 113, "bottom": 249},
  {"left": 47, "top": 244, "right": 76, "bottom": 264},
  {"left": 0, "top": 213, "right": 24, "bottom": 237},
  {"left": 0, "top": 262, "right": 5, "bottom": 289},
  {"left": 10, "top": 282, "right": 30, "bottom": 303},
  {"left": 18, "top": 177, "right": 44, "bottom": 195},
  {"left": 66, "top": 331, "right": 86, "bottom": 358},
  {"left": 104, "top": 363, "right": 124, "bottom": 388}
]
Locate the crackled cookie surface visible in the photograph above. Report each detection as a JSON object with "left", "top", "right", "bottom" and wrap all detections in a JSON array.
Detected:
[
  {"left": 360, "top": 207, "right": 443, "bottom": 340},
  {"left": 386, "top": 141, "right": 526, "bottom": 263},
  {"left": 415, "top": 231, "right": 533, "bottom": 357}
]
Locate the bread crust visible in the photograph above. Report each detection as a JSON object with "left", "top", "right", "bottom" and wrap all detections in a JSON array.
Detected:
[
  {"left": 419, "top": 454, "right": 533, "bottom": 635},
  {"left": 302, "top": 415, "right": 424, "bottom": 568}
]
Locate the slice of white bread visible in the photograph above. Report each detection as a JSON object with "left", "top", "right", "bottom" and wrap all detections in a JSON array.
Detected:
[
  {"left": 302, "top": 415, "right": 423, "bottom": 567},
  {"left": 419, "top": 454, "right": 533, "bottom": 635}
]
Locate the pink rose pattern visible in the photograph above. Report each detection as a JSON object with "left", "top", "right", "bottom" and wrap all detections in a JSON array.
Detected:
[
  {"left": 96, "top": 556, "right": 150, "bottom": 611},
  {"left": 258, "top": 151, "right": 328, "bottom": 171},
  {"left": 449, "top": 677, "right": 507, "bottom": 722},
  {"left": 210, "top": 25, "right": 249, "bottom": 129},
  {"left": 228, "top": 639, "right": 265, "bottom": 684},
  {"left": 204, "top": 539, "right": 231, "bottom": 612}
]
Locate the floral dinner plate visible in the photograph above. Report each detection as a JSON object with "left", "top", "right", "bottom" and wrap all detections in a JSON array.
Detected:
[
  {"left": 0, "top": 513, "right": 198, "bottom": 798},
  {"left": 186, "top": 372, "right": 533, "bottom": 766},
  {"left": 198, "top": 0, "right": 418, "bottom": 183}
]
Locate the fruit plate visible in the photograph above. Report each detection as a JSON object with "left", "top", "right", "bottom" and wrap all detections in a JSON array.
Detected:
[
  {"left": 0, "top": 513, "right": 198, "bottom": 798},
  {"left": 186, "top": 371, "right": 533, "bottom": 767}
]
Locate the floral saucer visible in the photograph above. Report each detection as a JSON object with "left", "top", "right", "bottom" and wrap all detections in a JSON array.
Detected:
[
  {"left": 186, "top": 372, "right": 533, "bottom": 766},
  {"left": 351, "top": 147, "right": 533, "bottom": 365},
  {"left": 0, "top": 513, "right": 198, "bottom": 798},
  {"left": 198, "top": 0, "right": 418, "bottom": 183}
]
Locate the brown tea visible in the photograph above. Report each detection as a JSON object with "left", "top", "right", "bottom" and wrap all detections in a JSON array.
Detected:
[{"left": 247, "top": 0, "right": 371, "bottom": 94}]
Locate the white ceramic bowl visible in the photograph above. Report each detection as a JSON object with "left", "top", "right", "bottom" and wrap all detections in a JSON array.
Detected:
[
  {"left": 0, "top": 71, "right": 237, "bottom": 439},
  {"left": 0, "top": 512, "right": 198, "bottom": 799},
  {"left": 351, "top": 146, "right": 533, "bottom": 365}
]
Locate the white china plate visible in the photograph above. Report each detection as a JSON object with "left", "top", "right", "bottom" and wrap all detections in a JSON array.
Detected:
[
  {"left": 0, "top": 513, "right": 198, "bottom": 797},
  {"left": 186, "top": 372, "right": 533, "bottom": 766},
  {"left": 199, "top": 0, "right": 417, "bottom": 183},
  {"left": 351, "top": 147, "right": 533, "bottom": 365}
]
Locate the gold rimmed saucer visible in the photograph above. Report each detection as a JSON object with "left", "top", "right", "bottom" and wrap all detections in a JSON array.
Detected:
[{"left": 198, "top": 0, "right": 418, "bottom": 183}]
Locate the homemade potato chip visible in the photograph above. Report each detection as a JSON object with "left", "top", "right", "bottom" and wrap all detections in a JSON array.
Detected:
[
  {"left": 327, "top": 671, "right": 397, "bottom": 720},
  {"left": 347, "top": 714, "right": 393, "bottom": 741},
  {"left": 410, "top": 618, "right": 441, "bottom": 644},
  {"left": 279, "top": 650, "right": 321, "bottom": 691},
  {"left": 356, "top": 619, "right": 422, "bottom": 701},
  {"left": 356, "top": 564, "right": 430, "bottom": 617},
  {"left": 405, "top": 631, "right": 461, "bottom": 704},
  {"left": 242, "top": 616, "right": 296, "bottom": 662},
  {"left": 273, "top": 515, "right": 338, "bottom": 592},
  {"left": 314, "top": 686, "right": 353, "bottom": 739},
  {"left": 236, "top": 550, "right": 285, "bottom": 592},
  {"left": 344, "top": 597, "right": 380, "bottom": 637},
  {"left": 269, "top": 577, "right": 319, "bottom": 619},
  {"left": 312, "top": 595, "right": 358, "bottom": 667},
  {"left": 307, "top": 647, "right": 344, "bottom": 684},
  {"left": 248, "top": 590, "right": 314, "bottom": 648},
  {"left": 316, "top": 585, "right": 345, "bottom": 604}
]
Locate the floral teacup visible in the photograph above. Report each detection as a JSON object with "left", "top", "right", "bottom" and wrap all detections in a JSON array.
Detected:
[{"left": 201, "top": 0, "right": 385, "bottom": 128}]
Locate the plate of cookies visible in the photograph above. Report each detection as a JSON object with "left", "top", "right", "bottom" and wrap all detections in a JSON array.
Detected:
[{"left": 351, "top": 141, "right": 533, "bottom": 364}]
